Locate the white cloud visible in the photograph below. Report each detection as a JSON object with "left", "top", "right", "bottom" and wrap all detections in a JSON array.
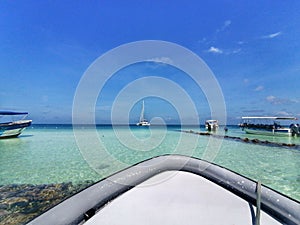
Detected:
[
  {"left": 208, "top": 46, "right": 223, "bottom": 54},
  {"left": 261, "top": 32, "right": 282, "bottom": 39},
  {"left": 232, "top": 48, "right": 241, "bottom": 54},
  {"left": 147, "top": 57, "right": 173, "bottom": 64},
  {"left": 224, "top": 48, "right": 241, "bottom": 55},
  {"left": 266, "top": 95, "right": 297, "bottom": 105},
  {"left": 276, "top": 111, "right": 291, "bottom": 116},
  {"left": 217, "top": 20, "right": 232, "bottom": 33},
  {"left": 207, "top": 47, "right": 240, "bottom": 55},
  {"left": 266, "top": 95, "right": 278, "bottom": 104},
  {"left": 223, "top": 20, "right": 231, "bottom": 29},
  {"left": 254, "top": 85, "right": 264, "bottom": 91},
  {"left": 198, "top": 37, "right": 207, "bottom": 43}
]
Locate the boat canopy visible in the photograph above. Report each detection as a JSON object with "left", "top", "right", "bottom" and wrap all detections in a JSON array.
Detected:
[
  {"left": 242, "top": 116, "right": 297, "bottom": 120},
  {"left": 0, "top": 111, "right": 28, "bottom": 115},
  {"left": 206, "top": 119, "right": 218, "bottom": 122}
]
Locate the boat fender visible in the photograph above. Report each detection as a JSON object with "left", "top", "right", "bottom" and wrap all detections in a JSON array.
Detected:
[{"left": 84, "top": 208, "right": 95, "bottom": 221}]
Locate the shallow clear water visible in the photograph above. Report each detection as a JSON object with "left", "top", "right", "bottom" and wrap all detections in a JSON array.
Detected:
[{"left": 0, "top": 124, "right": 299, "bottom": 201}]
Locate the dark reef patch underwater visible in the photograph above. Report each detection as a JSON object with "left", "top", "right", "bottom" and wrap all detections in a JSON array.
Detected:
[
  {"left": 182, "top": 130, "right": 300, "bottom": 149},
  {"left": 0, "top": 181, "right": 94, "bottom": 224}
]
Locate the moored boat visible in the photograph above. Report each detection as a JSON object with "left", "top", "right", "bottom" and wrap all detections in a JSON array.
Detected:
[
  {"left": 0, "top": 111, "right": 32, "bottom": 138},
  {"left": 241, "top": 116, "right": 299, "bottom": 137},
  {"left": 136, "top": 100, "right": 150, "bottom": 126},
  {"left": 205, "top": 119, "right": 218, "bottom": 131}
]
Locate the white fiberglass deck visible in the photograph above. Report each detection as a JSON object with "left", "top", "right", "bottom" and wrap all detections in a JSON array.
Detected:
[{"left": 85, "top": 171, "right": 280, "bottom": 225}]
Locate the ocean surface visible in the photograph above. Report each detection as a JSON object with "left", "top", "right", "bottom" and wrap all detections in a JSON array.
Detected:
[{"left": 0, "top": 124, "right": 299, "bottom": 202}]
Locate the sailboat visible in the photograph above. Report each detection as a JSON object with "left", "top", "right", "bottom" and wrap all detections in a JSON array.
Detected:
[{"left": 136, "top": 100, "right": 150, "bottom": 126}]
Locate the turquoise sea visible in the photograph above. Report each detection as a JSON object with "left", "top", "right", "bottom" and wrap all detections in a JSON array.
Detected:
[{"left": 0, "top": 124, "right": 300, "bottom": 203}]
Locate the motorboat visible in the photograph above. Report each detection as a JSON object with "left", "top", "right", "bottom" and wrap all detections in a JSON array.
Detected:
[
  {"left": 27, "top": 155, "right": 300, "bottom": 225},
  {"left": 205, "top": 119, "right": 218, "bottom": 131},
  {"left": 241, "top": 116, "right": 299, "bottom": 137},
  {"left": 0, "top": 111, "right": 32, "bottom": 138},
  {"left": 136, "top": 100, "right": 150, "bottom": 126}
]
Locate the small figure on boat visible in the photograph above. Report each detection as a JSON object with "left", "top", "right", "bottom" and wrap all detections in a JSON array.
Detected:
[{"left": 274, "top": 122, "right": 281, "bottom": 129}]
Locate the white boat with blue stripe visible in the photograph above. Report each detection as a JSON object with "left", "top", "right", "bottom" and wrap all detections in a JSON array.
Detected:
[{"left": 0, "top": 111, "right": 32, "bottom": 138}]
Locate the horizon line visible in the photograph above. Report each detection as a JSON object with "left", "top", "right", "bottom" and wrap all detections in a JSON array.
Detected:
[{"left": 30, "top": 123, "right": 235, "bottom": 126}]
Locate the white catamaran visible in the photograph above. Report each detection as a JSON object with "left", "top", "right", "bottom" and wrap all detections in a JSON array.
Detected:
[
  {"left": 136, "top": 100, "right": 150, "bottom": 126},
  {"left": 240, "top": 116, "right": 299, "bottom": 137}
]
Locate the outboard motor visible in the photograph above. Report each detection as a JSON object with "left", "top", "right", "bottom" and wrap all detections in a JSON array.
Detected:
[{"left": 290, "top": 124, "right": 299, "bottom": 137}]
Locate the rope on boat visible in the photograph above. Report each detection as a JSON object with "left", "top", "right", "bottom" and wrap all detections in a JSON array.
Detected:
[{"left": 256, "top": 181, "right": 262, "bottom": 225}]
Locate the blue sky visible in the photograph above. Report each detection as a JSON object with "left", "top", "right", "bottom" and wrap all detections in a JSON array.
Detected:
[{"left": 1, "top": 1, "right": 300, "bottom": 124}]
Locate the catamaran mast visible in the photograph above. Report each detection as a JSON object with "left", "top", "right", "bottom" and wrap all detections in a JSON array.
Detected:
[{"left": 140, "top": 100, "right": 145, "bottom": 122}]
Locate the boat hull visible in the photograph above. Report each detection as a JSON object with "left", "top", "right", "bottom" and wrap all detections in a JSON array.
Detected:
[
  {"left": 244, "top": 128, "right": 292, "bottom": 137},
  {"left": 0, "top": 120, "right": 32, "bottom": 138},
  {"left": 136, "top": 122, "right": 150, "bottom": 126},
  {"left": 27, "top": 155, "right": 300, "bottom": 225}
]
